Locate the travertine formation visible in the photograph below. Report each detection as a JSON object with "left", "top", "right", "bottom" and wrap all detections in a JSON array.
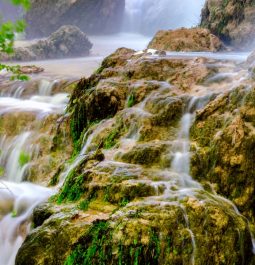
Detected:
[
  {"left": 148, "top": 27, "right": 224, "bottom": 52},
  {"left": 201, "top": 0, "right": 255, "bottom": 49}
]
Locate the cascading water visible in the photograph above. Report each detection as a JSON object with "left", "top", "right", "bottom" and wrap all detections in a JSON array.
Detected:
[
  {"left": 0, "top": 31, "right": 254, "bottom": 263},
  {"left": 0, "top": 181, "right": 52, "bottom": 265},
  {"left": 1, "top": 132, "right": 32, "bottom": 183},
  {"left": 123, "top": 0, "right": 205, "bottom": 35},
  {"left": 0, "top": 77, "right": 68, "bottom": 265}
]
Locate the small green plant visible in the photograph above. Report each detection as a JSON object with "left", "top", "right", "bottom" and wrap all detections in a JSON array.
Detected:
[
  {"left": 0, "top": 166, "right": 5, "bottom": 176},
  {"left": 127, "top": 93, "right": 135, "bottom": 108},
  {"left": 18, "top": 151, "right": 30, "bottom": 168},
  {"left": 0, "top": 0, "right": 30, "bottom": 80},
  {"left": 79, "top": 199, "right": 90, "bottom": 211},
  {"left": 103, "top": 129, "right": 119, "bottom": 149},
  {"left": 11, "top": 210, "right": 17, "bottom": 218},
  {"left": 119, "top": 197, "right": 129, "bottom": 207}
]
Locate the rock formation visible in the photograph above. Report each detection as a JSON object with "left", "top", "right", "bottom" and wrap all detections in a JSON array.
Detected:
[
  {"left": 148, "top": 27, "right": 224, "bottom": 52},
  {"left": 25, "top": 0, "right": 125, "bottom": 38},
  {"left": 15, "top": 47, "right": 255, "bottom": 264},
  {"left": 0, "top": 25, "right": 92, "bottom": 61},
  {"left": 201, "top": 0, "right": 255, "bottom": 49}
]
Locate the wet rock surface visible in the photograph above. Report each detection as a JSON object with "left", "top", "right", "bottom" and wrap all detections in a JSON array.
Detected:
[
  {"left": 190, "top": 85, "right": 255, "bottom": 220},
  {"left": 14, "top": 48, "right": 255, "bottom": 264},
  {"left": 148, "top": 28, "right": 224, "bottom": 52}
]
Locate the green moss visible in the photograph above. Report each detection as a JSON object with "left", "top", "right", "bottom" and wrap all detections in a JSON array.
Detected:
[
  {"left": 57, "top": 171, "right": 86, "bottom": 204},
  {"left": 65, "top": 221, "right": 163, "bottom": 265},
  {"left": 103, "top": 128, "right": 120, "bottom": 149},
  {"left": 70, "top": 103, "right": 87, "bottom": 149},
  {"left": 94, "top": 65, "right": 104, "bottom": 75},
  {"left": 0, "top": 166, "right": 5, "bottom": 176},
  {"left": 119, "top": 197, "right": 130, "bottom": 207},
  {"left": 190, "top": 115, "right": 223, "bottom": 147},
  {"left": 79, "top": 199, "right": 90, "bottom": 211},
  {"left": 65, "top": 221, "right": 111, "bottom": 265},
  {"left": 49, "top": 165, "right": 64, "bottom": 186}
]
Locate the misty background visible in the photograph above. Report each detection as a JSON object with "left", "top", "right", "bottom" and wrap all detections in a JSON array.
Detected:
[{"left": 0, "top": 0, "right": 205, "bottom": 37}]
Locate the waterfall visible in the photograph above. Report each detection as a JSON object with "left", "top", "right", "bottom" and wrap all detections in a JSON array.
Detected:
[
  {"left": 123, "top": 0, "right": 205, "bottom": 35},
  {"left": 0, "top": 78, "right": 67, "bottom": 265},
  {"left": 0, "top": 181, "right": 52, "bottom": 265}
]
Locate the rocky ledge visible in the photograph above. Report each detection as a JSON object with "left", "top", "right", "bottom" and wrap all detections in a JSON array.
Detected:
[{"left": 148, "top": 27, "right": 224, "bottom": 52}]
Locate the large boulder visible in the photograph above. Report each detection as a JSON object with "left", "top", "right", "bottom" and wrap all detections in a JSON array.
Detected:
[
  {"left": 201, "top": 0, "right": 255, "bottom": 49},
  {"left": 148, "top": 28, "right": 224, "bottom": 52},
  {"left": 25, "top": 0, "right": 125, "bottom": 38},
  {"left": 1, "top": 25, "right": 92, "bottom": 61}
]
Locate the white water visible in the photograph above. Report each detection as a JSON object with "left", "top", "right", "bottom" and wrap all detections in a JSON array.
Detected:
[
  {"left": 0, "top": 181, "right": 52, "bottom": 265},
  {"left": 1, "top": 132, "right": 32, "bottom": 183},
  {"left": 0, "top": 77, "right": 68, "bottom": 264},
  {"left": 123, "top": 0, "right": 205, "bottom": 35}
]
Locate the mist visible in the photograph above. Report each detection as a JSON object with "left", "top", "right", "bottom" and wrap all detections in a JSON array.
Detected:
[
  {"left": 123, "top": 0, "right": 206, "bottom": 35},
  {"left": 0, "top": 0, "right": 206, "bottom": 37},
  {"left": 0, "top": 1, "right": 23, "bottom": 22}
]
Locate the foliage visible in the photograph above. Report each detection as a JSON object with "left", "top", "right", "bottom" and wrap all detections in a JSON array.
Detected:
[
  {"left": 18, "top": 150, "right": 30, "bottom": 167},
  {"left": 0, "top": 0, "right": 30, "bottom": 80},
  {"left": 0, "top": 64, "right": 29, "bottom": 80}
]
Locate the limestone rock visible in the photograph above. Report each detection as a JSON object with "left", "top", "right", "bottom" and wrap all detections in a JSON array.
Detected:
[
  {"left": 190, "top": 86, "right": 255, "bottom": 219},
  {"left": 2, "top": 25, "right": 92, "bottom": 61},
  {"left": 201, "top": 0, "right": 255, "bottom": 49},
  {"left": 15, "top": 47, "right": 255, "bottom": 264},
  {"left": 148, "top": 28, "right": 224, "bottom": 52}
]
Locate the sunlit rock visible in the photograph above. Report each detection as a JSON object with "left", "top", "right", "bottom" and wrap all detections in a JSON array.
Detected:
[
  {"left": 148, "top": 28, "right": 224, "bottom": 52},
  {"left": 201, "top": 0, "right": 255, "bottom": 49}
]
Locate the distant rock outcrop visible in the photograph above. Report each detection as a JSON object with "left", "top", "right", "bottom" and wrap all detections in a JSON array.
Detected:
[
  {"left": 1, "top": 25, "right": 92, "bottom": 61},
  {"left": 25, "top": 0, "right": 125, "bottom": 38},
  {"left": 148, "top": 28, "right": 224, "bottom": 52},
  {"left": 201, "top": 0, "right": 255, "bottom": 49}
]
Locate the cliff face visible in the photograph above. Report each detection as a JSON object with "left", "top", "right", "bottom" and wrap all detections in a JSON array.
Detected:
[
  {"left": 25, "top": 0, "right": 125, "bottom": 38},
  {"left": 201, "top": 0, "right": 255, "bottom": 49}
]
